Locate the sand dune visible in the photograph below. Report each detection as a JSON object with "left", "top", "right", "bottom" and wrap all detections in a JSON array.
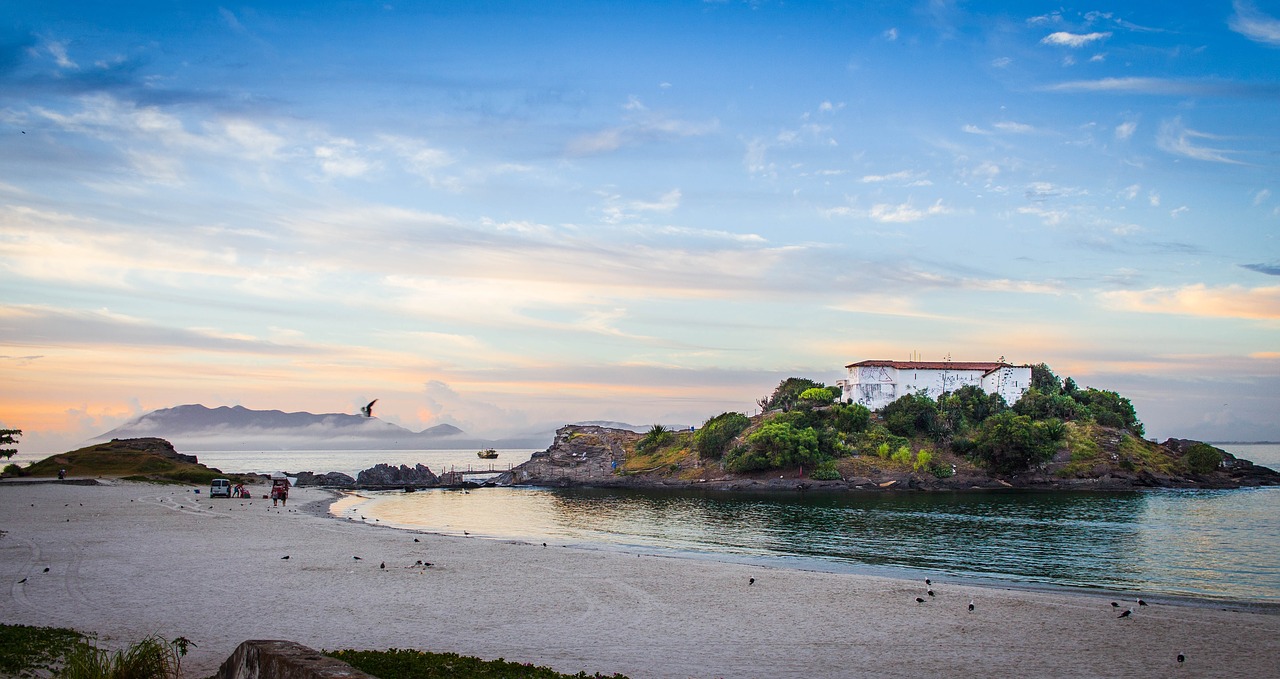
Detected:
[{"left": 2, "top": 479, "right": 1277, "bottom": 678}]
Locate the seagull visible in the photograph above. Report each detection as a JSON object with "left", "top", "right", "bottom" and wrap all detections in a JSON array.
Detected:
[
  {"left": 925, "top": 578, "right": 931, "bottom": 586},
  {"left": 1110, "top": 601, "right": 1120, "bottom": 608},
  {"left": 1118, "top": 608, "right": 1132, "bottom": 619},
  {"left": 915, "top": 597, "right": 925, "bottom": 604},
  {"left": 749, "top": 577, "right": 755, "bottom": 586},
  {"left": 42, "top": 567, "right": 49, "bottom": 573},
  {"left": 927, "top": 589, "right": 935, "bottom": 597},
  {"left": 361, "top": 399, "right": 378, "bottom": 417},
  {"left": 463, "top": 531, "right": 470, "bottom": 536},
  {"left": 968, "top": 599, "right": 975, "bottom": 612},
  {"left": 353, "top": 556, "right": 362, "bottom": 561},
  {"left": 1177, "top": 654, "right": 1185, "bottom": 664},
  {"left": 413, "top": 538, "right": 420, "bottom": 542},
  {"left": 281, "top": 555, "right": 290, "bottom": 560},
  {"left": 542, "top": 543, "right": 547, "bottom": 548},
  {"left": 380, "top": 562, "right": 385, "bottom": 569},
  {"left": 17, "top": 578, "right": 26, "bottom": 584},
  {"left": 1137, "top": 598, "right": 1148, "bottom": 607}
]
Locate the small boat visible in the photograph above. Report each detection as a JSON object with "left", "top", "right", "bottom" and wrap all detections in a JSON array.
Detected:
[{"left": 477, "top": 448, "right": 498, "bottom": 459}]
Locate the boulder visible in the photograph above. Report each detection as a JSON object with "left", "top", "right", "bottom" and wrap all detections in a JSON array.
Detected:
[
  {"left": 356, "top": 463, "right": 438, "bottom": 487},
  {"left": 293, "top": 471, "right": 356, "bottom": 488}
]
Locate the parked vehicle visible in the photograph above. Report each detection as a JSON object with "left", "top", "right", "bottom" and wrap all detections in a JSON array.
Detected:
[{"left": 210, "top": 478, "right": 232, "bottom": 498}]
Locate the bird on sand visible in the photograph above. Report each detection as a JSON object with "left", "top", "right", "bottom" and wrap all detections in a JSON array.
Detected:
[
  {"left": 361, "top": 399, "right": 378, "bottom": 417},
  {"left": 281, "top": 555, "right": 290, "bottom": 560},
  {"left": 17, "top": 578, "right": 26, "bottom": 584},
  {"left": 915, "top": 597, "right": 925, "bottom": 604},
  {"left": 1177, "top": 654, "right": 1185, "bottom": 664},
  {"left": 1118, "top": 608, "right": 1133, "bottom": 619},
  {"left": 413, "top": 538, "right": 420, "bottom": 542},
  {"left": 42, "top": 567, "right": 49, "bottom": 573},
  {"left": 380, "top": 562, "right": 385, "bottom": 569},
  {"left": 1110, "top": 601, "right": 1120, "bottom": 608},
  {"left": 464, "top": 531, "right": 470, "bottom": 536},
  {"left": 968, "top": 599, "right": 975, "bottom": 612},
  {"left": 925, "top": 578, "right": 931, "bottom": 586},
  {"left": 353, "top": 556, "right": 362, "bottom": 561},
  {"left": 1137, "top": 598, "right": 1148, "bottom": 607},
  {"left": 927, "top": 589, "right": 935, "bottom": 597},
  {"left": 749, "top": 578, "right": 755, "bottom": 586}
]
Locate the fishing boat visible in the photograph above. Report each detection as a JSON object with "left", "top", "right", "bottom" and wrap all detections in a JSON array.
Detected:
[{"left": 477, "top": 448, "right": 498, "bottom": 459}]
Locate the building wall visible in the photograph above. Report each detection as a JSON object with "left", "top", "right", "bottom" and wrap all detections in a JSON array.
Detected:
[{"left": 840, "top": 364, "right": 1032, "bottom": 411}]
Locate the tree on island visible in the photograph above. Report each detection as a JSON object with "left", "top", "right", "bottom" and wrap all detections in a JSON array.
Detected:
[{"left": 1, "top": 429, "right": 20, "bottom": 461}]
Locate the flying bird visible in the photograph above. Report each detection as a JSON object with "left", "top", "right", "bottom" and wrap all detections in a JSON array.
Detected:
[
  {"left": 1118, "top": 608, "right": 1132, "bottom": 619},
  {"left": 361, "top": 399, "right": 378, "bottom": 417}
]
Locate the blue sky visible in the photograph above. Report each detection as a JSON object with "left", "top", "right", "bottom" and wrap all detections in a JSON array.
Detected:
[{"left": 2, "top": 1, "right": 1278, "bottom": 452}]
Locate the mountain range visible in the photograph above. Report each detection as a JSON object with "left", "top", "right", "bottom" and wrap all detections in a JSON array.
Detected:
[{"left": 91, "top": 404, "right": 555, "bottom": 451}]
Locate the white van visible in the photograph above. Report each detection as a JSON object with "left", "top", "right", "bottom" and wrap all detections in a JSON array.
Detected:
[{"left": 210, "top": 478, "right": 232, "bottom": 498}]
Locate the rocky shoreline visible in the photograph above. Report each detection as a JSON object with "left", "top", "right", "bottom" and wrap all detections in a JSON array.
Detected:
[{"left": 485, "top": 425, "right": 1280, "bottom": 493}]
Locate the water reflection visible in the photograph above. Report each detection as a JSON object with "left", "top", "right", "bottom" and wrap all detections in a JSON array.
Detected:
[{"left": 356, "top": 485, "right": 1280, "bottom": 601}]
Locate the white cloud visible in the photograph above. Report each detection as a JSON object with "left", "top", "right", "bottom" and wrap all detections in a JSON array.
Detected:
[
  {"left": 314, "top": 140, "right": 375, "bottom": 178},
  {"left": 992, "top": 121, "right": 1036, "bottom": 134},
  {"left": 883, "top": 27, "right": 899, "bottom": 41},
  {"left": 991, "top": 56, "right": 1012, "bottom": 68},
  {"left": 1149, "top": 191, "right": 1161, "bottom": 207},
  {"left": 1040, "top": 31, "right": 1112, "bottom": 47},
  {"left": 1254, "top": 188, "right": 1272, "bottom": 206},
  {"left": 1156, "top": 117, "right": 1243, "bottom": 164},
  {"left": 1170, "top": 206, "right": 1190, "bottom": 218},
  {"left": 1115, "top": 121, "right": 1137, "bottom": 140},
  {"left": 1121, "top": 184, "right": 1140, "bottom": 200},
  {"left": 869, "top": 199, "right": 952, "bottom": 223},
  {"left": 1230, "top": 1, "right": 1280, "bottom": 46},
  {"left": 47, "top": 41, "right": 77, "bottom": 69},
  {"left": 566, "top": 97, "right": 718, "bottom": 156}
]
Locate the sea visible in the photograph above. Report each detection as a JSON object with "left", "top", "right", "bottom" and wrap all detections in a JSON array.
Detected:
[{"left": 14, "top": 444, "right": 1280, "bottom": 604}]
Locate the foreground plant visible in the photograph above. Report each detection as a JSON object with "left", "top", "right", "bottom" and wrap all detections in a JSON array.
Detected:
[
  {"left": 59, "top": 635, "right": 190, "bottom": 679},
  {"left": 327, "top": 648, "right": 628, "bottom": 679}
]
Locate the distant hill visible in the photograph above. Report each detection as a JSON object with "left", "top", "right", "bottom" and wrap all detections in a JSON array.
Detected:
[{"left": 90, "top": 404, "right": 550, "bottom": 451}]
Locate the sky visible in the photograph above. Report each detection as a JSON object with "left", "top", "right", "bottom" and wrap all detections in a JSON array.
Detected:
[{"left": 2, "top": 1, "right": 1278, "bottom": 453}]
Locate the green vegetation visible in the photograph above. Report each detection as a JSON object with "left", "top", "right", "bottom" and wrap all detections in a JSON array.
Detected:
[
  {"left": 635, "top": 425, "right": 674, "bottom": 455},
  {"left": 694, "top": 412, "right": 750, "bottom": 460},
  {"left": 1, "top": 428, "right": 20, "bottom": 462},
  {"left": 23, "top": 439, "right": 245, "bottom": 484},
  {"left": 61, "top": 636, "right": 190, "bottom": 679},
  {"left": 810, "top": 460, "right": 841, "bottom": 480},
  {"left": 1184, "top": 442, "right": 1224, "bottom": 474},
  {"left": 962, "top": 412, "right": 1064, "bottom": 475},
  {"left": 725, "top": 420, "right": 820, "bottom": 472},
  {"left": 0, "top": 623, "right": 84, "bottom": 677},
  {"left": 756, "top": 377, "right": 825, "bottom": 412},
  {"left": 327, "top": 648, "right": 628, "bottom": 679}
]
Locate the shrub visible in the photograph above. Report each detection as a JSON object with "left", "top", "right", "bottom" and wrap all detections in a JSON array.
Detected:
[
  {"left": 830, "top": 403, "right": 871, "bottom": 435},
  {"left": 810, "top": 460, "right": 841, "bottom": 480},
  {"left": 798, "top": 387, "right": 837, "bottom": 405},
  {"left": 914, "top": 449, "right": 933, "bottom": 472},
  {"left": 61, "top": 635, "right": 187, "bottom": 679},
  {"left": 759, "top": 377, "right": 826, "bottom": 412},
  {"left": 967, "top": 412, "right": 1064, "bottom": 475},
  {"left": 1185, "top": 443, "right": 1224, "bottom": 474},
  {"left": 0, "top": 624, "right": 85, "bottom": 677},
  {"left": 890, "top": 446, "right": 913, "bottom": 465},
  {"left": 694, "top": 412, "right": 750, "bottom": 460},
  {"left": 2, "top": 463, "right": 23, "bottom": 477},
  {"left": 744, "top": 421, "right": 822, "bottom": 469},
  {"left": 636, "top": 425, "right": 674, "bottom": 455},
  {"left": 881, "top": 392, "right": 939, "bottom": 438},
  {"left": 876, "top": 442, "right": 891, "bottom": 459}
]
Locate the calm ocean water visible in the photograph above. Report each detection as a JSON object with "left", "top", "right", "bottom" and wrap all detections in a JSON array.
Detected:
[{"left": 15, "top": 444, "right": 1280, "bottom": 602}]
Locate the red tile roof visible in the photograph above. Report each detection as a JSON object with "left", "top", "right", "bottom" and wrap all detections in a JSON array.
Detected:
[{"left": 845, "top": 360, "right": 1024, "bottom": 372}]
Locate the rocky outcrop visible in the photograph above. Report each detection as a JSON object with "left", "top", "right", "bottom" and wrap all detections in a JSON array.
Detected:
[
  {"left": 103, "top": 437, "right": 200, "bottom": 465},
  {"left": 498, "top": 425, "right": 1280, "bottom": 492},
  {"left": 498, "top": 425, "right": 638, "bottom": 487},
  {"left": 355, "top": 463, "right": 438, "bottom": 487},
  {"left": 293, "top": 471, "right": 357, "bottom": 488},
  {"left": 217, "top": 640, "right": 373, "bottom": 679}
]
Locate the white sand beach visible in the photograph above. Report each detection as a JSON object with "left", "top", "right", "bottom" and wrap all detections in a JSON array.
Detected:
[{"left": 2, "top": 479, "right": 1278, "bottom": 678}]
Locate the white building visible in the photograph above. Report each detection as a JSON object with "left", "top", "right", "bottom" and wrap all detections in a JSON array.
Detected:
[{"left": 837, "top": 360, "right": 1032, "bottom": 411}]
